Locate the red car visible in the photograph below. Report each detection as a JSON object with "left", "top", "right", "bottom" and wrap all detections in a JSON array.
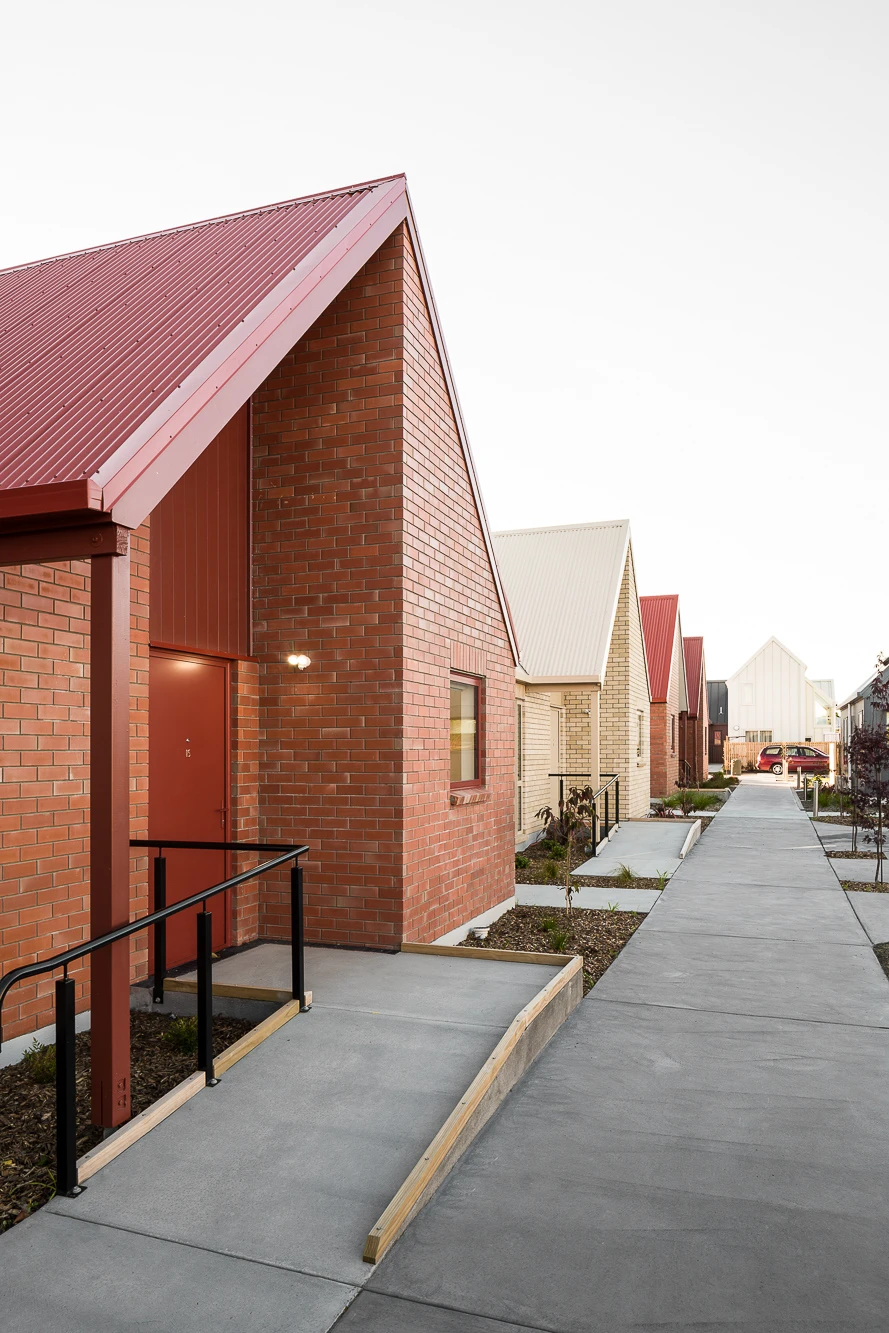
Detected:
[{"left": 757, "top": 744, "right": 829, "bottom": 775}]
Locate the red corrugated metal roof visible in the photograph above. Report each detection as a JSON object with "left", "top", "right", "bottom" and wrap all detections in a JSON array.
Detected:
[
  {"left": 683, "top": 635, "right": 704, "bottom": 716},
  {"left": 640, "top": 594, "right": 679, "bottom": 702},
  {"left": 0, "top": 175, "right": 401, "bottom": 498}
]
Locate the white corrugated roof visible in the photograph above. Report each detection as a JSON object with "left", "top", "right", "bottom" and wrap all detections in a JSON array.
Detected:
[{"left": 493, "top": 520, "right": 631, "bottom": 681}]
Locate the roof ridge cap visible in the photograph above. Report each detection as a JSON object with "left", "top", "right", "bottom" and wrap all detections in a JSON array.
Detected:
[
  {"left": 0, "top": 174, "right": 405, "bottom": 276},
  {"left": 493, "top": 518, "right": 629, "bottom": 537}
]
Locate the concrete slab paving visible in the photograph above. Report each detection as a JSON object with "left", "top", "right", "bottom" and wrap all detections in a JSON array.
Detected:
[
  {"left": 573, "top": 820, "right": 690, "bottom": 878},
  {"left": 592, "top": 928, "right": 889, "bottom": 1025},
  {"left": 336, "top": 1292, "right": 534, "bottom": 1332},
  {"left": 847, "top": 891, "right": 889, "bottom": 943},
  {"left": 829, "top": 857, "right": 886, "bottom": 884},
  {"left": 0, "top": 1211, "right": 355, "bottom": 1333},
  {"left": 2, "top": 948, "right": 559, "bottom": 1331},
  {"left": 644, "top": 881, "right": 865, "bottom": 943},
  {"left": 365, "top": 1000, "right": 889, "bottom": 1333},
  {"left": 355, "top": 781, "right": 889, "bottom": 1331},
  {"left": 515, "top": 883, "right": 660, "bottom": 911}
]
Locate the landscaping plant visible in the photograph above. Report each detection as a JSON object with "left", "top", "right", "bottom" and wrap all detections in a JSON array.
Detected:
[
  {"left": 848, "top": 655, "right": 889, "bottom": 886},
  {"left": 666, "top": 786, "right": 719, "bottom": 814},
  {"left": 515, "top": 854, "right": 530, "bottom": 870},
  {"left": 162, "top": 1016, "right": 200, "bottom": 1056},
  {"left": 536, "top": 784, "right": 597, "bottom": 912},
  {"left": 615, "top": 864, "right": 636, "bottom": 885},
  {"left": 21, "top": 1040, "right": 55, "bottom": 1086}
]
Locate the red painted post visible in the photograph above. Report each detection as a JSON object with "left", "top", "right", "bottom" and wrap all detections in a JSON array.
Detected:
[{"left": 90, "top": 549, "right": 132, "bottom": 1128}]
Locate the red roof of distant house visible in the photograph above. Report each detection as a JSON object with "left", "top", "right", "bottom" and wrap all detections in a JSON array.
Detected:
[
  {"left": 683, "top": 636, "right": 704, "bottom": 716},
  {"left": 0, "top": 175, "right": 407, "bottom": 524},
  {"left": 640, "top": 594, "right": 680, "bottom": 702}
]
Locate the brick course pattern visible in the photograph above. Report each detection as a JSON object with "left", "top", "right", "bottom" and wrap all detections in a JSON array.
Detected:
[
  {"left": 251, "top": 223, "right": 514, "bottom": 948},
  {"left": 0, "top": 528, "right": 150, "bottom": 1041},
  {"left": 649, "top": 617, "right": 688, "bottom": 798},
  {"left": 600, "top": 549, "right": 650, "bottom": 818}
]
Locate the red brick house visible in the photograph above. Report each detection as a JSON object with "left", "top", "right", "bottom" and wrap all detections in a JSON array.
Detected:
[
  {"left": 681, "top": 636, "right": 709, "bottom": 785},
  {"left": 0, "top": 176, "right": 518, "bottom": 1124},
  {"left": 640, "top": 595, "right": 688, "bottom": 798}
]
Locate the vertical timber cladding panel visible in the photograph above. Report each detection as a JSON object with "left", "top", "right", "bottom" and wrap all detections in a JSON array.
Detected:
[
  {"left": 150, "top": 404, "right": 250, "bottom": 657},
  {"left": 600, "top": 549, "right": 650, "bottom": 817},
  {"left": 0, "top": 526, "right": 150, "bottom": 1041},
  {"left": 520, "top": 686, "right": 556, "bottom": 844}
]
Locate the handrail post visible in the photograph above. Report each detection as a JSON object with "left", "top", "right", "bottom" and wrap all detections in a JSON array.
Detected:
[
  {"left": 291, "top": 861, "right": 308, "bottom": 1011},
  {"left": 591, "top": 802, "right": 598, "bottom": 856},
  {"left": 615, "top": 778, "right": 620, "bottom": 827},
  {"left": 152, "top": 853, "right": 166, "bottom": 1005},
  {"left": 604, "top": 788, "right": 610, "bottom": 841},
  {"left": 56, "top": 975, "right": 81, "bottom": 1197},
  {"left": 196, "top": 912, "right": 216, "bottom": 1086}
]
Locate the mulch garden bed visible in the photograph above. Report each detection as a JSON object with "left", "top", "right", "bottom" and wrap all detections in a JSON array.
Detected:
[
  {"left": 462, "top": 904, "right": 644, "bottom": 994},
  {"left": 0, "top": 1010, "right": 253, "bottom": 1234},
  {"left": 874, "top": 944, "right": 889, "bottom": 981},
  {"left": 516, "top": 819, "right": 710, "bottom": 891},
  {"left": 812, "top": 816, "right": 856, "bottom": 826},
  {"left": 840, "top": 880, "right": 889, "bottom": 894},
  {"left": 830, "top": 850, "right": 878, "bottom": 859}
]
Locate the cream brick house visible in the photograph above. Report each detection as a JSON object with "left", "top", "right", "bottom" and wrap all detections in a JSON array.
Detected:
[{"left": 494, "top": 520, "right": 651, "bottom": 847}]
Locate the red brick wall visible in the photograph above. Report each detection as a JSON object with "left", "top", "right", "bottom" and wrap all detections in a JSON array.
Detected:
[
  {"left": 400, "top": 230, "right": 514, "bottom": 939},
  {"left": 0, "top": 527, "right": 150, "bottom": 1041},
  {"left": 1, "top": 223, "right": 516, "bottom": 1040},
  {"left": 250, "top": 223, "right": 514, "bottom": 947}
]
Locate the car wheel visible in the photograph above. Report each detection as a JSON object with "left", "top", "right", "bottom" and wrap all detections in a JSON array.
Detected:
[{"left": 771, "top": 762, "right": 783, "bottom": 775}]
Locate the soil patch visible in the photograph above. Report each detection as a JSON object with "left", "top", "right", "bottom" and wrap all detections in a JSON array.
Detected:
[
  {"left": 874, "top": 943, "right": 889, "bottom": 981},
  {"left": 0, "top": 1010, "right": 253, "bottom": 1233},
  {"left": 462, "top": 904, "right": 643, "bottom": 993},
  {"left": 812, "top": 816, "right": 856, "bottom": 826},
  {"left": 831, "top": 850, "right": 879, "bottom": 860},
  {"left": 841, "top": 880, "right": 889, "bottom": 894}
]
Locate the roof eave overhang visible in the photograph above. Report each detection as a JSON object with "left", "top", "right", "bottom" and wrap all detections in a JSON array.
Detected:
[{"left": 516, "top": 672, "right": 602, "bottom": 686}]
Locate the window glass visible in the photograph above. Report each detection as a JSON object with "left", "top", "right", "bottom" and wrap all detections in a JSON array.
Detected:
[
  {"left": 764, "top": 746, "right": 780, "bottom": 754},
  {"left": 450, "top": 681, "right": 478, "bottom": 782}
]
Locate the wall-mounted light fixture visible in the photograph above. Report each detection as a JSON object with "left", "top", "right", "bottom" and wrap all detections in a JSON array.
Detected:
[{"left": 287, "top": 653, "right": 312, "bottom": 671}]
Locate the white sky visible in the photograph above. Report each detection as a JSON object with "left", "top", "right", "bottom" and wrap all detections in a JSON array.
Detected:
[{"left": 2, "top": 0, "right": 885, "bottom": 700}]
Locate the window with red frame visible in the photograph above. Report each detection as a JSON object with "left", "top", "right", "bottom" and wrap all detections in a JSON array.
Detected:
[{"left": 450, "top": 676, "right": 482, "bottom": 785}]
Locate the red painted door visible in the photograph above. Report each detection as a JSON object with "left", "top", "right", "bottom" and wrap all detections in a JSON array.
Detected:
[{"left": 149, "top": 651, "right": 230, "bottom": 969}]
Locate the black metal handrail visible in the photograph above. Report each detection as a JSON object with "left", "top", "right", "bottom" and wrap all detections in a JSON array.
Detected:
[
  {"left": 546, "top": 772, "right": 620, "bottom": 856},
  {"left": 0, "top": 838, "right": 308, "bottom": 1200}
]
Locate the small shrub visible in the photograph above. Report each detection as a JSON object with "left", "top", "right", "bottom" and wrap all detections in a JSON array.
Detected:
[
  {"left": 22, "top": 1039, "right": 55, "bottom": 1085},
  {"left": 665, "top": 789, "right": 719, "bottom": 813},
  {"left": 541, "top": 916, "right": 557, "bottom": 931},
  {"left": 548, "top": 929, "right": 571, "bottom": 951},
  {"left": 538, "top": 838, "right": 557, "bottom": 853},
  {"left": 548, "top": 843, "right": 567, "bottom": 861},
  {"left": 515, "top": 854, "right": 530, "bottom": 870},
  {"left": 162, "top": 1016, "right": 199, "bottom": 1056},
  {"left": 655, "top": 869, "right": 669, "bottom": 889},
  {"left": 702, "top": 773, "right": 739, "bottom": 789},
  {"left": 615, "top": 864, "right": 636, "bottom": 885},
  {"left": 543, "top": 860, "right": 560, "bottom": 883}
]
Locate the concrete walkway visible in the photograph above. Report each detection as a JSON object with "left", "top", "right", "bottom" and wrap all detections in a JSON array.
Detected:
[
  {"left": 573, "top": 818, "right": 692, "bottom": 878},
  {"left": 0, "top": 948, "right": 559, "bottom": 1332},
  {"left": 347, "top": 780, "right": 889, "bottom": 1330}
]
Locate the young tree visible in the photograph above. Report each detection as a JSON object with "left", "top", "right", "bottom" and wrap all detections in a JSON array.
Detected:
[
  {"left": 535, "top": 784, "right": 596, "bottom": 913},
  {"left": 848, "top": 654, "right": 889, "bottom": 887}
]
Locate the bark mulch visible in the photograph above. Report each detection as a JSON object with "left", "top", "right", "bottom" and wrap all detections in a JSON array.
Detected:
[
  {"left": 812, "top": 816, "right": 856, "bottom": 826},
  {"left": 840, "top": 880, "right": 889, "bottom": 894},
  {"left": 830, "top": 850, "right": 879, "bottom": 859},
  {"left": 0, "top": 1010, "right": 253, "bottom": 1234},
  {"left": 462, "top": 904, "right": 644, "bottom": 994}
]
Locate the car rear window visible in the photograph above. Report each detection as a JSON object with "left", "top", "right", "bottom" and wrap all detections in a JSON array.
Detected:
[{"left": 763, "top": 746, "right": 780, "bottom": 754}]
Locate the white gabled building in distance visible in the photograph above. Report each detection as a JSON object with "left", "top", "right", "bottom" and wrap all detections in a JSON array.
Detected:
[{"left": 727, "top": 637, "right": 837, "bottom": 745}]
